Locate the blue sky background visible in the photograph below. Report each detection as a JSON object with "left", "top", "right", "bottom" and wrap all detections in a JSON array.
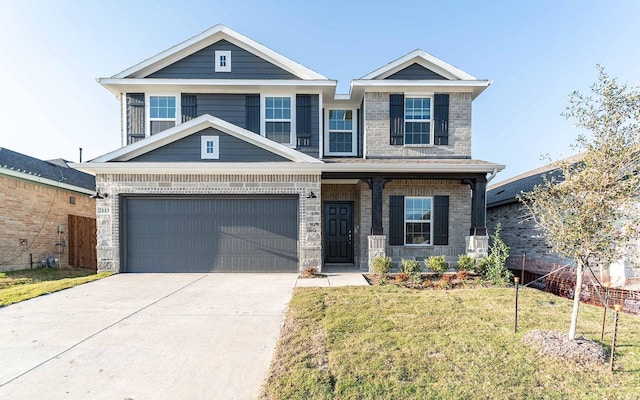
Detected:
[{"left": 1, "top": 0, "right": 638, "bottom": 183}]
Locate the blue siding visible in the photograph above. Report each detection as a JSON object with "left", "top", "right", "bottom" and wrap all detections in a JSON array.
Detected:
[
  {"left": 386, "top": 63, "right": 447, "bottom": 80},
  {"left": 129, "top": 127, "right": 289, "bottom": 162},
  {"left": 148, "top": 40, "right": 299, "bottom": 79},
  {"left": 195, "top": 93, "right": 248, "bottom": 127},
  {"left": 296, "top": 94, "right": 319, "bottom": 158}
]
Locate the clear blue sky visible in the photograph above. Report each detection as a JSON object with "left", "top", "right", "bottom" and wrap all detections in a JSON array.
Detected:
[{"left": 1, "top": 0, "right": 639, "bottom": 182}]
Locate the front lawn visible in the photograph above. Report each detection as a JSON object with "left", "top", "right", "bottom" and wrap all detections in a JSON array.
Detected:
[
  {"left": 0, "top": 268, "right": 112, "bottom": 307},
  {"left": 261, "top": 286, "right": 640, "bottom": 399}
]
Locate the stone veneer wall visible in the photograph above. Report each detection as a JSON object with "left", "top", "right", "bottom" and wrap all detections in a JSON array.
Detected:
[
  {"left": 364, "top": 92, "right": 472, "bottom": 158},
  {"left": 95, "top": 173, "right": 321, "bottom": 273}
]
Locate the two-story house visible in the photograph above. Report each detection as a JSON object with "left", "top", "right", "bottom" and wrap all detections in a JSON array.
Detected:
[{"left": 75, "top": 24, "right": 504, "bottom": 273}]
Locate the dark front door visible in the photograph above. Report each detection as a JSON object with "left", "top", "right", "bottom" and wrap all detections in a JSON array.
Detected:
[{"left": 324, "top": 202, "right": 354, "bottom": 263}]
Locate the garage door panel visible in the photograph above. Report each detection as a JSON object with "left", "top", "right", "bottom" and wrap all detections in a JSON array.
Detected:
[{"left": 123, "top": 196, "right": 298, "bottom": 273}]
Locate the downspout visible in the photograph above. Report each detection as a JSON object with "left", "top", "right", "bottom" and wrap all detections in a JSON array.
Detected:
[{"left": 486, "top": 168, "right": 498, "bottom": 183}]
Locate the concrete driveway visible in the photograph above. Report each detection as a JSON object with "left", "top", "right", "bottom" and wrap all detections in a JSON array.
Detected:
[{"left": 0, "top": 273, "right": 297, "bottom": 400}]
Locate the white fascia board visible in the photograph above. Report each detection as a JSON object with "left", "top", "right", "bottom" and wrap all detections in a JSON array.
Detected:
[
  {"left": 111, "top": 24, "right": 328, "bottom": 80},
  {"left": 320, "top": 162, "right": 505, "bottom": 174},
  {"left": 98, "top": 78, "right": 337, "bottom": 97},
  {"left": 75, "top": 160, "right": 505, "bottom": 176},
  {"left": 0, "top": 168, "right": 94, "bottom": 195},
  {"left": 361, "top": 49, "right": 477, "bottom": 80},
  {"left": 72, "top": 162, "right": 324, "bottom": 176},
  {"left": 350, "top": 79, "right": 492, "bottom": 99},
  {"left": 90, "top": 114, "right": 322, "bottom": 164}
]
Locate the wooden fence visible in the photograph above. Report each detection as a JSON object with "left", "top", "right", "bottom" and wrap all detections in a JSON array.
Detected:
[{"left": 68, "top": 214, "right": 97, "bottom": 270}]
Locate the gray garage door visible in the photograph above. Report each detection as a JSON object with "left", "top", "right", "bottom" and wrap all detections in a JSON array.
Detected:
[{"left": 121, "top": 196, "right": 298, "bottom": 272}]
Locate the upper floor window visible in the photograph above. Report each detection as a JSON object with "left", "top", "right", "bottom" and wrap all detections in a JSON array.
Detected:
[
  {"left": 405, "top": 196, "right": 432, "bottom": 245},
  {"left": 404, "top": 97, "right": 432, "bottom": 145},
  {"left": 148, "top": 95, "right": 177, "bottom": 135},
  {"left": 215, "top": 50, "right": 231, "bottom": 72},
  {"left": 262, "top": 95, "right": 295, "bottom": 145},
  {"left": 325, "top": 109, "right": 357, "bottom": 156}
]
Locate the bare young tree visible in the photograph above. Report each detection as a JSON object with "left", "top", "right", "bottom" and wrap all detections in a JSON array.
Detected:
[{"left": 518, "top": 67, "right": 640, "bottom": 340}]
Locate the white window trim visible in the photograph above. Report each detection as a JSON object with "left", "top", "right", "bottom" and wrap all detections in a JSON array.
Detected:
[
  {"left": 404, "top": 94, "right": 434, "bottom": 147},
  {"left": 201, "top": 135, "right": 220, "bottom": 159},
  {"left": 215, "top": 50, "right": 231, "bottom": 72},
  {"left": 260, "top": 93, "right": 296, "bottom": 147},
  {"left": 404, "top": 196, "right": 434, "bottom": 246},
  {"left": 324, "top": 108, "right": 357, "bottom": 156},
  {"left": 145, "top": 93, "right": 180, "bottom": 137}
]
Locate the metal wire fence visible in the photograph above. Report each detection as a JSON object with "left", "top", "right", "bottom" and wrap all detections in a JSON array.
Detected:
[{"left": 507, "top": 259, "right": 640, "bottom": 315}]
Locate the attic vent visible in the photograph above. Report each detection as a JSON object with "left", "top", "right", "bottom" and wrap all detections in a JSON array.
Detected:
[{"left": 215, "top": 50, "right": 231, "bottom": 72}]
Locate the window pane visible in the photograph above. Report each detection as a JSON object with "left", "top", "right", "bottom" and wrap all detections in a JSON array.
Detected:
[
  {"left": 265, "top": 97, "right": 291, "bottom": 122},
  {"left": 265, "top": 121, "right": 291, "bottom": 143},
  {"left": 329, "top": 132, "right": 352, "bottom": 153},
  {"left": 149, "top": 96, "right": 176, "bottom": 120},
  {"left": 406, "top": 222, "right": 431, "bottom": 245}
]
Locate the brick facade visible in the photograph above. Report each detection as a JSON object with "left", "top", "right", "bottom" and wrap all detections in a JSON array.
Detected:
[
  {"left": 364, "top": 92, "right": 472, "bottom": 158},
  {"left": 323, "top": 179, "right": 470, "bottom": 270},
  {"left": 486, "top": 202, "right": 566, "bottom": 268},
  {"left": 95, "top": 173, "right": 321, "bottom": 273},
  {"left": 0, "top": 175, "right": 95, "bottom": 271}
]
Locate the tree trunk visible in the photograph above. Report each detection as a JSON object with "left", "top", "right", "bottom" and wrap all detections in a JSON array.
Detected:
[{"left": 568, "top": 260, "right": 584, "bottom": 340}]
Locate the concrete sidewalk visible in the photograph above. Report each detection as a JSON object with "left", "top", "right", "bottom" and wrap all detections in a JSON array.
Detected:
[
  {"left": 0, "top": 273, "right": 297, "bottom": 400},
  {"left": 295, "top": 272, "right": 370, "bottom": 287}
]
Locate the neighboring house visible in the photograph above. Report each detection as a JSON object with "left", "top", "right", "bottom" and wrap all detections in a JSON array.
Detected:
[
  {"left": 75, "top": 24, "right": 504, "bottom": 273},
  {"left": 487, "top": 162, "right": 640, "bottom": 287},
  {"left": 0, "top": 148, "right": 96, "bottom": 272}
]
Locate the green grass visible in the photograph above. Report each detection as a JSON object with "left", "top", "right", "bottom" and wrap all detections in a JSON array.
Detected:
[
  {"left": 261, "top": 286, "right": 640, "bottom": 400},
  {"left": 0, "top": 268, "right": 112, "bottom": 307}
]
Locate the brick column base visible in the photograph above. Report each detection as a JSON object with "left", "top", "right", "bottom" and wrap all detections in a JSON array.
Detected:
[{"left": 368, "top": 235, "right": 387, "bottom": 273}]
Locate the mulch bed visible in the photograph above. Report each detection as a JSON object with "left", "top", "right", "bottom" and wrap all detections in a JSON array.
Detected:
[{"left": 522, "top": 329, "right": 607, "bottom": 368}]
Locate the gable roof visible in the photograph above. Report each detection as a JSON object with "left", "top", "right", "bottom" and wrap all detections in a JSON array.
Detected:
[
  {"left": 112, "top": 24, "right": 328, "bottom": 80},
  {"left": 90, "top": 114, "right": 323, "bottom": 164},
  {"left": 361, "top": 49, "right": 478, "bottom": 81},
  {"left": 0, "top": 148, "right": 95, "bottom": 194}
]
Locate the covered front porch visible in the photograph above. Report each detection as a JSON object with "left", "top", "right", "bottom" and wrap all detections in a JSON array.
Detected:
[{"left": 319, "top": 171, "right": 490, "bottom": 271}]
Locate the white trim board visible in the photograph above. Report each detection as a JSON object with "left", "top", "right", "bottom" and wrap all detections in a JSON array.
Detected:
[
  {"left": 90, "top": 114, "right": 322, "bottom": 164},
  {"left": 111, "top": 24, "right": 328, "bottom": 80},
  {"left": 361, "top": 49, "right": 477, "bottom": 81},
  {"left": 0, "top": 168, "right": 94, "bottom": 195}
]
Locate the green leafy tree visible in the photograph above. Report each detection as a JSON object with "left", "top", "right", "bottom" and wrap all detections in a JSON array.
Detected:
[{"left": 518, "top": 67, "right": 640, "bottom": 339}]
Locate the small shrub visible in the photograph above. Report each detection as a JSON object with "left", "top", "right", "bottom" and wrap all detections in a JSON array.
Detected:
[
  {"left": 457, "top": 254, "right": 476, "bottom": 272},
  {"left": 372, "top": 255, "right": 393, "bottom": 277},
  {"left": 401, "top": 258, "right": 422, "bottom": 276},
  {"left": 425, "top": 255, "right": 448, "bottom": 277},
  {"left": 394, "top": 272, "right": 409, "bottom": 283},
  {"left": 475, "top": 257, "right": 490, "bottom": 276},
  {"left": 481, "top": 223, "right": 513, "bottom": 286}
]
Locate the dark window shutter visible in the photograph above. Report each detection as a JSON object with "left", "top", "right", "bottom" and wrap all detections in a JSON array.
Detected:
[
  {"left": 389, "top": 94, "right": 404, "bottom": 145},
  {"left": 296, "top": 95, "right": 312, "bottom": 146},
  {"left": 181, "top": 94, "right": 197, "bottom": 123},
  {"left": 389, "top": 195, "right": 405, "bottom": 245},
  {"left": 433, "top": 195, "right": 449, "bottom": 245},
  {"left": 126, "top": 93, "right": 145, "bottom": 145},
  {"left": 245, "top": 95, "right": 260, "bottom": 134},
  {"left": 434, "top": 94, "right": 449, "bottom": 145}
]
